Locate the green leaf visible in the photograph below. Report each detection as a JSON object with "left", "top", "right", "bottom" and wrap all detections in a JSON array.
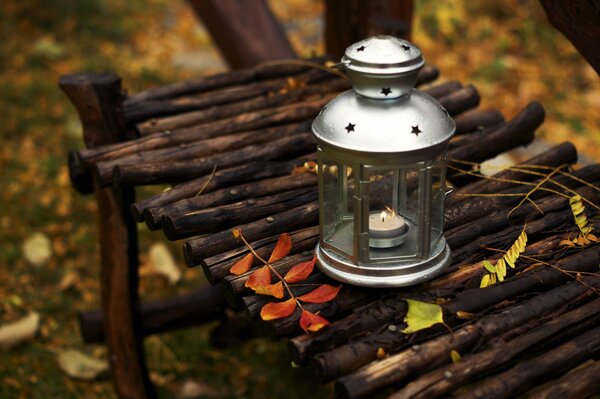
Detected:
[{"left": 402, "top": 299, "right": 444, "bottom": 334}]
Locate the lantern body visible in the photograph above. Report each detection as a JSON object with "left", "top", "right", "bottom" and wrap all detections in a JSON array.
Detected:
[{"left": 312, "top": 36, "right": 455, "bottom": 287}]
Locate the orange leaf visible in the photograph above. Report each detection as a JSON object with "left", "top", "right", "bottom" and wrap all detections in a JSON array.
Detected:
[
  {"left": 229, "top": 253, "right": 254, "bottom": 275},
  {"left": 232, "top": 228, "right": 241, "bottom": 239},
  {"left": 284, "top": 256, "right": 316, "bottom": 283},
  {"left": 245, "top": 265, "right": 271, "bottom": 290},
  {"left": 298, "top": 284, "right": 341, "bottom": 304},
  {"left": 255, "top": 281, "right": 284, "bottom": 299},
  {"left": 268, "top": 233, "right": 292, "bottom": 263},
  {"left": 260, "top": 298, "right": 297, "bottom": 321},
  {"left": 300, "top": 310, "right": 330, "bottom": 333}
]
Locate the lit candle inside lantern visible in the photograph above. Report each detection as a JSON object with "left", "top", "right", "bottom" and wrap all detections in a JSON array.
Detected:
[{"left": 368, "top": 208, "right": 407, "bottom": 248}]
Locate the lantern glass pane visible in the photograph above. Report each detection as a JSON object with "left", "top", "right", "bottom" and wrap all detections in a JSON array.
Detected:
[
  {"left": 430, "top": 156, "right": 447, "bottom": 248},
  {"left": 321, "top": 159, "right": 354, "bottom": 258},
  {"left": 365, "top": 166, "right": 420, "bottom": 260}
]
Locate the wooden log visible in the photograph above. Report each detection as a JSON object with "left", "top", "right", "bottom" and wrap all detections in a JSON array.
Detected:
[
  {"left": 187, "top": 0, "right": 295, "bottom": 69},
  {"left": 78, "top": 121, "right": 307, "bottom": 171},
  {"left": 125, "top": 60, "right": 318, "bottom": 104},
  {"left": 136, "top": 79, "right": 349, "bottom": 135},
  {"left": 95, "top": 124, "right": 311, "bottom": 185},
  {"left": 390, "top": 296, "right": 600, "bottom": 399},
  {"left": 112, "top": 133, "right": 316, "bottom": 187},
  {"left": 78, "top": 284, "right": 225, "bottom": 343},
  {"left": 446, "top": 141, "right": 577, "bottom": 208},
  {"left": 415, "top": 64, "right": 439, "bottom": 87},
  {"left": 60, "top": 73, "right": 155, "bottom": 398},
  {"left": 311, "top": 247, "right": 600, "bottom": 384},
  {"left": 445, "top": 163, "right": 600, "bottom": 232},
  {"left": 437, "top": 84, "right": 480, "bottom": 116},
  {"left": 453, "top": 108, "right": 505, "bottom": 135},
  {"left": 458, "top": 325, "right": 600, "bottom": 399},
  {"left": 131, "top": 157, "right": 312, "bottom": 224},
  {"left": 422, "top": 80, "right": 462, "bottom": 99},
  {"left": 448, "top": 101, "right": 545, "bottom": 183},
  {"left": 125, "top": 69, "right": 332, "bottom": 123},
  {"left": 162, "top": 188, "right": 318, "bottom": 240},
  {"left": 334, "top": 269, "right": 600, "bottom": 398},
  {"left": 202, "top": 226, "right": 319, "bottom": 284},
  {"left": 540, "top": 0, "right": 600, "bottom": 77},
  {"left": 150, "top": 173, "right": 318, "bottom": 231},
  {"left": 184, "top": 201, "right": 319, "bottom": 266},
  {"left": 325, "top": 0, "right": 414, "bottom": 59},
  {"left": 528, "top": 360, "right": 600, "bottom": 399}
]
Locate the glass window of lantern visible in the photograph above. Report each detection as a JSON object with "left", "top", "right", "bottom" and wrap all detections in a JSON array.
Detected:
[
  {"left": 429, "top": 155, "right": 447, "bottom": 249},
  {"left": 319, "top": 155, "right": 354, "bottom": 259},
  {"left": 364, "top": 165, "right": 422, "bottom": 261}
]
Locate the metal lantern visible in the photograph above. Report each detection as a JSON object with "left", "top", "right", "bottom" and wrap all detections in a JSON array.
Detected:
[{"left": 312, "top": 36, "right": 455, "bottom": 287}]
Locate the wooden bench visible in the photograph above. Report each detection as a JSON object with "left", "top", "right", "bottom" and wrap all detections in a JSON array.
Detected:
[{"left": 60, "top": 61, "right": 600, "bottom": 398}]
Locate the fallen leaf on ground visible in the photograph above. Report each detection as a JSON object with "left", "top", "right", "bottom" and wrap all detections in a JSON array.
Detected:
[
  {"left": 56, "top": 349, "right": 108, "bottom": 380},
  {"left": 402, "top": 299, "right": 445, "bottom": 334},
  {"left": 22, "top": 232, "right": 52, "bottom": 267},
  {"left": 260, "top": 298, "right": 297, "bottom": 321},
  {"left": 148, "top": 243, "right": 181, "bottom": 285},
  {"left": 0, "top": 311, "right": 40, "bottom": 350},
  {"left": 297, "top": 284, "right": 341, "bottom": 303}
]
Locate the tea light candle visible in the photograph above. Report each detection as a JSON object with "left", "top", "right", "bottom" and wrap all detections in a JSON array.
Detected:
[{"left": 368, "top": 210, "right": 406, "bottom": 247}]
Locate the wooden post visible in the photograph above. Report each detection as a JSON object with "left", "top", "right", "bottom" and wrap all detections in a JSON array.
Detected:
[
  {"left": 325, "top": 0, "right": 414, "bottom": 59},
  {"left": 187, "top": 0, "right": 296, "bottom": 69},
  {"left": 59, "top": 73, "right": 155, "bottom": 399},
  {"left": 539, "top": 0, "right": 600, "bottom": 77}
]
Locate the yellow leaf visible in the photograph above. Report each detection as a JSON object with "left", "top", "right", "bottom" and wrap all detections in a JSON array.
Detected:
[
  {"left": 482, "top": 260, "right": 496, "bottom": 273},
  {"left": 450, "top": 350, "right": 462, "bottom": 363},
  {"left": 480, "top": 273, "right": 491, "bottom": 288},
  {"left": 401, "top": 299, "right": 445, "bottom": 334},
  {"left": 232, "top": 228, "right": 241, "bottom": 239}
]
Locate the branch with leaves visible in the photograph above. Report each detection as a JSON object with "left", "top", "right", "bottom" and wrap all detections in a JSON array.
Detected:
[
  {"left": 480, "top": 227, "right": 528, "bottom": 287},
  {"left": 230, "top": 229, "right": 341, "bottom": 333}
]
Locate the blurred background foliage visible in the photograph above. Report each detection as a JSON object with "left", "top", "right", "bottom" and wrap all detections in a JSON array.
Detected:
[{"left": 0, "top": 0, "right": 598, "bottom": 397}]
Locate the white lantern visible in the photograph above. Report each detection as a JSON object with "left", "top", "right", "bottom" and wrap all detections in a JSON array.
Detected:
[{"left": 312, "top": 36, "right": 455, "bottom": 287}]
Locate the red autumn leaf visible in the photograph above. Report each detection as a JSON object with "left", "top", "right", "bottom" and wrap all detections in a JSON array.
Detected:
[
  {"left": 284, "top": 256, "right": 316, "bottom": 283},
  {"left": 300, "top": 310, "right": 330, "bottom": 333},
  {"left": 268, "top": 233, "right": 292, "bottom": 263},
  {"left": 297, "top": 284, "right": 341, "bottom": 304},
  {"left": 260, "top": 298, "right": 297, "bottom": 321},
  {"left": 245, "top": 265, "right": 271, "bottom": 290},
  {"left": 229, "top": 253, "right": 254, "bottom": 275},
  {"left": 254, "top": 281, "right": 284, "bottom": 299}
]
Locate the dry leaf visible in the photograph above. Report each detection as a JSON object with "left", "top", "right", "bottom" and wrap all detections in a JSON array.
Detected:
[
  {"left": 456, "top": 311, "right": 475, "bottom": 319},
  {"left": 148, "top": 243, "right": 181, "bottom": 285},
  {"left": 232, "top": 228, "right": 241, "bottom": 239},
  {"left": 376, "top": 347, "right": 387, "bottom": 359},
  {"left": 299, "top": 310, "right": 330, "bottom": 333},
  {"left": 57, "top": 349, "right": 108, "bottom": 380},
  {"left": 229, "top": 253, "right": 254, "bottom": 275},
  {"left": 559, "top": 239, "right": 576, "bottom": 248},
  {"left": 0, "top": 312, "right": 40, "bottom": 350},
  {"left": 284, "top": 256, "right": 316, "bottom": 283},
  {"left": 297, "top": 284, "right": 341, "bottom": 304},
  {"left": 402, "top": 299, "right": 444, "bottom": 334},
  {"left": 260, "top": 298, "right": 297, "bottom": 321},
  {"left": 268, "top": 233, "right": 292, "bottom": 263},
  {"left": 254, "top": 281, "right": 284, "bottom": 299},
  {"left": 22, "top": 232, "right": 52, "bottom": 267},
  {"left": 58, "top": 270, "right": 80, "bottom": 291},
  {"left": 245, "top": 265, "right": 271, "bottom": 291}
]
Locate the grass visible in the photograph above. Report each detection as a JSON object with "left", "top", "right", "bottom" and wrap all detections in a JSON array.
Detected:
[{"left": 0, "top": 0, "right": 598, "bottom": 397}]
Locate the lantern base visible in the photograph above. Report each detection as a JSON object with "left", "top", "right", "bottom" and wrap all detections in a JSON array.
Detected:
[{"left": 315, "top": 240, "right": 451, "bottom": 288}]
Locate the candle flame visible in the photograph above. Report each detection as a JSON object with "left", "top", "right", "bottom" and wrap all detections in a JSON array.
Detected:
[{"left": 380, "top": 211, "right": 387, "bottom": 222}]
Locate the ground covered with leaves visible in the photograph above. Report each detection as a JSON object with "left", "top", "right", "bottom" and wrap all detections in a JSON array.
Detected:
[{"left": 0, "top": 0, "right": 598, "bottom": 397}]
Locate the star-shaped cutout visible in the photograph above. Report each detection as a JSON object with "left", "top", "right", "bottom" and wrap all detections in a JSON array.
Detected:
[
  {"left": 381, "top": 87, "right": 392, "bottom": 96},
  {"left": 356, "top": 45, "right": 365, "bottom": 52},
  {"left": 345, "top": 123, "right": 356, "bottom": 133},
  {"left": 411, "top": 125, "right": 421, "bottom": 136},
  {"left": 401, "top": 44, "right": 411, "bottom": 51}
]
